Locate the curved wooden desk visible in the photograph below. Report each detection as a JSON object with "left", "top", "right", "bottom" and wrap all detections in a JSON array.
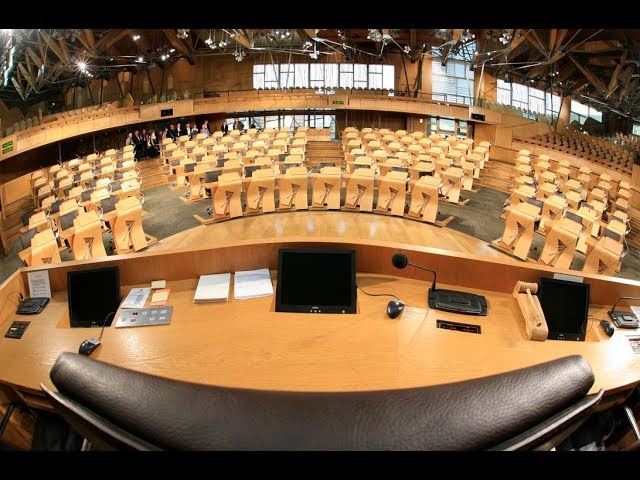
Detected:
[{"left": 1, "top": 238, "right": 639, "bottom": 412}]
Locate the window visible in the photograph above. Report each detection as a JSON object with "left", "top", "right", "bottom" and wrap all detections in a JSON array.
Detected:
[
  {"left": 545, "top": 92, "right": 561, "bottom": 119},
  {"left": 368, "top": 64, "right": 383, "bottom": 89},
  {"left": 633, "top": 123, "right": 640, "bottom": 136},
  {"left": 253, "top": 65, "right": 265, "bottom": 90},
  {"left": 528, "top": 87, "right": 545, "bottom": 115},
  {"left": 571, "top": 100, "right": 601, "bottom": 124},
  {"left": 252, "top": 63, "right": 392, "bottom": 90},
  {"left": 294, "top": 64, "right": 308, "bottom": 88},
  {"left": 431, "top": 58, "right": 475, "bottom": 105},
  {"left": 439, "top": 118, "right": 456, "bottom": 133},
  {"left": 339, "top": 63, "right": 354, "bottom": 88},
  {"left": 280, "top": 64, "right": 294, "bottom": 88},
  {"left": 497, "top": 79, "right": 511, "bottom": 105},
  {"left": 264, "top": 64, "right": 279, "bottom": 89},
  {"left": 511, "top": 83, "right": 528, "bottom": 110},
  {"left": 354, "top": 64, "right": 368, "bottom": 89}
]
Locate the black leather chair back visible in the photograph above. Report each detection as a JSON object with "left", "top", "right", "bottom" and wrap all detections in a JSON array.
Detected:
[{"left": 43, "top": 353, "right": 599, "bottom": 451}]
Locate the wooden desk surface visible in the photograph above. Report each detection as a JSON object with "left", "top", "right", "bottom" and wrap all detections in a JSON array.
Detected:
[{"left": 1, "top": 238, "right": 639, "bottom": 404}]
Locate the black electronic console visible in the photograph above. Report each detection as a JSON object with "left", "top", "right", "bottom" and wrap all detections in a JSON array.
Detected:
[
  {"left": 608, "top": 296, "right": 640, "bottom": 329},
  {"left": 16, "top": 297, "right": 49, "bottom": 315},
  {"left": 391, "top": 253, "right": 487, "bottom": 316},
  {"left": 429, "top": 290, "right": 487, "bottom": 316}
]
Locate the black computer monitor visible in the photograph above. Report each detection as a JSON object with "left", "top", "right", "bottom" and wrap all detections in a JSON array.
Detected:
[
  {"left": 275, "top": 248, "right": 356, "bottom": 314},
  {"left": 538, "top": 277, "right": 590, "bottom": 341},
  {"left": 67, "top": 266, "right": 121, "bottom": 328}
]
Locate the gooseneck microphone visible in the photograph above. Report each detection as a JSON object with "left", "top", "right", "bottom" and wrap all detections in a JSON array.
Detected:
[
  {"left": 392, "top": 253, "right": 437, "bottom": 291},
  {"left": 608, "top": 296, "right": 640, "bottom": 329},
  {"left": 391, "top": 252, "right": 487, "bottom": 316}
]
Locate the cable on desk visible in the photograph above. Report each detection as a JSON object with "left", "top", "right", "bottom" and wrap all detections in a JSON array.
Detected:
[{"left": 357, "top": 285, "right": 398, "bottom": 301}]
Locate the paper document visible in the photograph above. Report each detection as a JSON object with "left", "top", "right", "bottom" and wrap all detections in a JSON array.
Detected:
[
  {"left": 234, "top": 268, "right": 274, "bottom": 300},
  {"left": 150, "top": 288, "right": 170, "bottom": 307},
  {"left": 121, "top": 288, "right": 151, "bottom": 309},
  {"left": 194, "top": 273, "right": 231, "bottom": 303},
  {"left": 27, "top": 270, "right": 51, "bottom": 299}
]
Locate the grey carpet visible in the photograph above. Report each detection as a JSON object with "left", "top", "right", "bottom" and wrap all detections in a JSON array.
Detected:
[{"left": 1, "top": 182, "right": 639, "bottom": 285}]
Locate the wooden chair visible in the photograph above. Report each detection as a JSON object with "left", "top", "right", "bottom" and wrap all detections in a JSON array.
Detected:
[
  {"left": 212, "top": 172, "right": 243, "bottom": 220},
  {"left": 71, "top": 210, "right": 107, "bottom": 260},
  {"left": 538, "top": 212, "right": 585, "bottom": 270},
  {"left": 494, "top": 200, "right": 542, "bottom": 261},
  {"left": 407, "top": 175, "right": 441, "bottom": 224},
  {"left": 245, "top": 168, "right": 276, "bottom": 214},
  {"left": 375, "top": 171, "right": 409, "bottom": 216},
  {"left": 311, "top": 166, "right": 342, "bottom": 210},
  {"left": 277, "top": 166, "right": 309, "bottom": 211},
  {"left": 344, "top": 168, "right": 375, "bottom": 212},
  {"left": 112, "top": 197, "right": 152, "bottom": 254}
]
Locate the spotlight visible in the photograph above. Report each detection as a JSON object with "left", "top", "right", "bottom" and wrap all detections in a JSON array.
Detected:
[
  {"left": 177, "top": 29, "right": 189, "bottom": 39},
  {"left": 161, "top": 55, "right": 167, "bottom": 61},
  {"left": 77, "top": 60, "right": 87, "bottom": 72},
  {"left": 169, "top": 48, "right": 175, "bottom": 53},
  {"left": 132, "top": 34, "right": 140, "bottom": 41}
]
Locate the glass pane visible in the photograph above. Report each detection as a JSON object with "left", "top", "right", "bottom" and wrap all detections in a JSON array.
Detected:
[
  {"left": 325, "top": 64, "right": 339, "bottom": 88},
  {"left": 633, "top": 124, "right": 640, "bottom": 136},
  {"left": 294, "top": 64, "right": 309, "bottom": 88},
  {"left": 571, "top": 100, "right": 589, "bottom": 116},
  {"left": 439, "top": 118, "right": 455, "bottom": 132},
  {"left": 382, "top": 65, "right": 394, "bottom": 90}
]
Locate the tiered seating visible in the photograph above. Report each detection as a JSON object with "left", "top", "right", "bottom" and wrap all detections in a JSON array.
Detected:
[
  {"left": 18, "top": 146, "right": 155, "bottom": 265},
  {"left": 160, "top": 126, "right": 492, "bottom": 228},
  {"left": 494, "top": 149, "right": 632, "bottom": 274},
  {"left": 518, "top": 131, "right": 635, "bottom": 175}
]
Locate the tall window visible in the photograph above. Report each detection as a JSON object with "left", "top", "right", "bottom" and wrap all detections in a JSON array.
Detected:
[
  {"left": 431, "top": 59, "right": 475, "bottom": 105},
  {"left": 570, "top": 100, "right": 601, "bottom": 124},
  {"left": 252, "top": 64, "right": 393, "bottom": 91},
  {"left": 339, "top": 64, "right": 354, "bottom": 88},
  {"left": 633, "top": 123, "right": 640, "bottom": 136},
  {"left": 497, "top": 79, "right": 561, "bottom": 119}
]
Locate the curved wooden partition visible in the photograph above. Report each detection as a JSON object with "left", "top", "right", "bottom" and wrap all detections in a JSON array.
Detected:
[{"left": 1, "top": 237, "right": 639, "bottom": 407}]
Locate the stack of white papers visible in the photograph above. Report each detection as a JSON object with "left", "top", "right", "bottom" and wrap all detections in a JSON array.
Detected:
[
  {"left": 234, "top": 268, "right": 274, "bottom": 300},
  {"left": 193, "top": 273, "right": 231, "bottom": 303}
]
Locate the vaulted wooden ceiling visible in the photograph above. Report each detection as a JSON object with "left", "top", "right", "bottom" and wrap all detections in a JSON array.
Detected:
[{"left": 1, "top": 28, "right": 639, "bottom": 120}]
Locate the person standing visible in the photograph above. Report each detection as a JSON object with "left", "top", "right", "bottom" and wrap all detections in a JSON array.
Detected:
[
  {"left": 167, "top": 124, "right": 177, "bottom": 141},
  {"left": 176, "top": 122, "right": 183, "bottom": 138},
  {"left": 125, "top": 132, "right": 134, "bottom": 146},
  {"left": 220, "top": 121, "right": 226, "bottom": 135},
  {"left": 185, "top": 123, "right": 191, "bottom": 138},
  {"left": 201, "top": 120, "right": 210, "bottom": 138}
]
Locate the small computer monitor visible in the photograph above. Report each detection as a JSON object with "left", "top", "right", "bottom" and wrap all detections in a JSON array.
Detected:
[
  {"left": 538, "top": 277, "right": 590, "bottom": 341},
  {"left": 276, "top": 248, "right": 356, "bottom": 314},
  {"left": 68, "top": 266, "right": 121, "bottom": 328}
]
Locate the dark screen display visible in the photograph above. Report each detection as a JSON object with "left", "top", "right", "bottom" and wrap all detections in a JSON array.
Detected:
[
  {"left": 68, "top": 266, "right": 121, "bottom": 328},
  {"left": 276, "top": 249, "right": 356, "bottom": 313},
  {"left": 539, "top": 278, "right": 590, "bottom": 340}
]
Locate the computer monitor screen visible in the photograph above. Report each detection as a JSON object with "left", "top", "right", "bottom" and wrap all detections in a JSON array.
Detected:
[
  {"left": 68, "top": 266, "right": 121, "bottom": 328},
  {"left": 538, "top": 277, "right": 590, "bottom": 341},
  {"left": 276, "top": 248, "right": 356, "bottom": 314}
]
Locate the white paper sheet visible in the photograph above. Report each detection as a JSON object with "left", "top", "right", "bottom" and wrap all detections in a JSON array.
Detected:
[
  {"left": 27, "top": 270, "right": 51, "bottom": 298},
  {"left": 121, "top": 287, "right": 151, "bottom": 309}
]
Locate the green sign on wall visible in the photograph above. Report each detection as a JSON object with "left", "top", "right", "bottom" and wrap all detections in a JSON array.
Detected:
[
  {"left": 332, "top": 100, "right": 344, "bottom": 105},
  {"left": 1, "top": 140, "right": 13, "bottom": 155}
]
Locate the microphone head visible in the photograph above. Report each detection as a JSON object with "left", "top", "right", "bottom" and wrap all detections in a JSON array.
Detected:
[{"left": 392, "top": 253, "right": 408, "bottom": 269}]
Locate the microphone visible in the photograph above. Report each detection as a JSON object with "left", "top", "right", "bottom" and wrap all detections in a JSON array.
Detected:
[
  {"left": 391, "top": 252, "right": 487, "bottom": 316},
  {"left": 392, "top": 253, "right": 437, "bottom": 291},
  {"left": 608, "top": 296, "right": 640, "bottom": 329}
]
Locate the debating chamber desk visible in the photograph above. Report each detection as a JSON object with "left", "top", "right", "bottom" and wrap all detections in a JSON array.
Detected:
[{"left": 1, "top": 237, "right": 640, "bottom": 412}]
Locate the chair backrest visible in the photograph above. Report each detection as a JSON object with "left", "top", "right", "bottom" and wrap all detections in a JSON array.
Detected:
[
  {"left": 43, "top": 353, "right": 599, "bottom": 451},
  {"left": 20, "top": 228, "right": 38, "bottom": 250},
  {"left": 59, "top": 210, "right": 79, "bottom": 231},
  {"left": 100, "top": 195, "right": 119, "bottom": 214}
]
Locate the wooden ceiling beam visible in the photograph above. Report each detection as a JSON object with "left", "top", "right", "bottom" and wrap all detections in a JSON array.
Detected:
[
  {"left": 58, "top": 39, "right": 71, "bottom": 63},
  {"left": 84, "top": 29, "right": 95, "bottom": 48},
  {"left": 526, "top": 30, "right": 548, "bottom": 57},
  {"left": 27, "top": 47, "right": 43, "bottom": 69},
  {"left": 570, "top": 39, "right": 623, "bottom": 53},
  {"left": 233, "top": 29, "right": 253, "bottom": 50},
  {"left": 40, "top": 30, "right": 67, "bottom": 63},
  {"left": 94, "top": 29, "right": 132, "bottom": 52},
  {"left": 568, "top": 54, "right": 608, "bottom": 94},
  {"left": 607, "top": 51, "right": 627, "bottom": 98},
  {"left": 18, "top": 63, "right": 36, "bottom": 92},
  {"left": 553, "top": 29, "right": 569, "bottom": 52},
  {"left": 162, "top": 29, "right": 192, "bottom": 57},
  {"left": 549, "top": 29, "right": 557, "bottom": 52}
]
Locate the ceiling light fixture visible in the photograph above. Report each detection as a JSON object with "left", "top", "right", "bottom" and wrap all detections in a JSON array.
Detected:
[
  {"left": 132, "top": 34, "right": 140, "bottom": 41},
  {"left": 177, "top": 29, "right": 189, "bottom": 39}
]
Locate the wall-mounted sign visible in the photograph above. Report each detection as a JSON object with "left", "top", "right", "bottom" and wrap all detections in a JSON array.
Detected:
[
  {"left": 1, "top": 140, "right": 13, "bottom": 155},
  {"left": 332, "top": 100, "right": 344, "bottom": 105}
]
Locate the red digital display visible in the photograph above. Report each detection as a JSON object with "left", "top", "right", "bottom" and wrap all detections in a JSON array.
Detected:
[{"left": 436, "top": 320, "right": 481, "bottom": 334}]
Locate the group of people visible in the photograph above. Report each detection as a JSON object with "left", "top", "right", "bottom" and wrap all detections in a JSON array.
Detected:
[
  {"left": 126, "top": 118, "right": 259, "bottom": 159},
  {"left": 125, "top": 129, "right": 160, "bottom": 160}
]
